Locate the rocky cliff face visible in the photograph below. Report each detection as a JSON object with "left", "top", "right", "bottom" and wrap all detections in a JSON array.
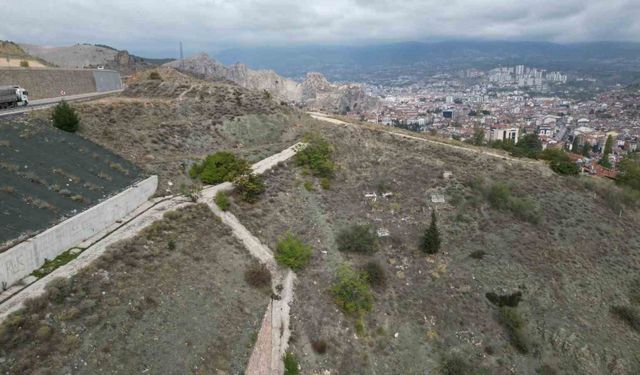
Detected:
[{"left": 165, "top": 53, "right": 378, "bottom": 113}]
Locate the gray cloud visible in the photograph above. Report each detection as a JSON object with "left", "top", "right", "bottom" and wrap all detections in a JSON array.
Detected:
[{"left": 1, "top": 0, "right": 638, "bottom": 57}]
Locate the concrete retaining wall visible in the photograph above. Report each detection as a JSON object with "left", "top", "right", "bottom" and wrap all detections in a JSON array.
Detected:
[
  {"left": 0, "top": 176, "right": 157, "bottom": 288},
  {"left": 93, "top": 70, "right": 122, "bottom": 92},
  {"left": 0, "top": 68, "right": 122, "bottom": 100}
]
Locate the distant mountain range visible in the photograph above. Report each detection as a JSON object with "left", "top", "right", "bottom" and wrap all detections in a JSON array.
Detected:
[{"left": 217, "top": 41, "right": 640, "bottom": 84}]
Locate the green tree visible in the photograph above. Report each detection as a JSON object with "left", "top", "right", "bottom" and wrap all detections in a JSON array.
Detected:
[
  {"left": 599, "top": 135, "right": 613, "bottom": 168},
  {"left": 571, "top": 137, "right": 580, "bottom": 153},
  {"left": 472, "top": 127, "right": 485, "bottom": 145},
  {"left": 581, "top": 142, "right": 591, "bottom": 157},
  {"left": 512, "top": 133, "right": 542, "bottom": 159},
  {"left": 617, "top": 153, "right": 640, "bottom": 191},
  {"left": 422, "top": 211, "right": 441, "bottom": 254},
  {"left": 51, "top": 101, "right": 80, "bottom": 132}
]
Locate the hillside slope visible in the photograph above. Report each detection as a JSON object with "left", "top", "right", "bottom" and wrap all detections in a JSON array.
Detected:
[
  {"left": 28, "top": 68, "right": 311, "bottom": 194},
  {"left": 226, "top": 120, "right": 640, "bottom": 374}
]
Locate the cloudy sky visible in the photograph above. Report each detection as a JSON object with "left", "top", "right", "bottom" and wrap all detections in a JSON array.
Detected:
[{"left": 2, "top": 0, "right": 639, "bottom": 57}]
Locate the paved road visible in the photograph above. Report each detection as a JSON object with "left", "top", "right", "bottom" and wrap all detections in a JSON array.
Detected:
[{"left": 0, "top": 89, "right": 124, "bottom": 118}]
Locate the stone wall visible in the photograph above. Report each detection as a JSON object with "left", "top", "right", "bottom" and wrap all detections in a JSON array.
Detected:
[
  {"left": 0, "top": 68, "right": 122, "bottom": 100},
  {"left": 0, "top": 176, "right": 157, "bottom": 289}
]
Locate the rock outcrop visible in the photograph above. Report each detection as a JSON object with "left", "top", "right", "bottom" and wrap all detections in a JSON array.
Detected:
[{"left": 165, "top": 53, "right": 379, "bottom": 113}]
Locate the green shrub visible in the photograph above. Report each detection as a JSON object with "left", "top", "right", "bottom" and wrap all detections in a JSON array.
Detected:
[
  {"left": 303, "top": 181, "right": 314, "bottom": 191},
  {"left": 189, "top": 152, "right": 250, "bottom": 185},
  {"left": 610, "top": 305, "right": 640, "bottom": 332},
  {"left": 540, "top": 148, "right": 579, "bottom": 176},
  {"left": 148, "top": 71, "right": 162, "bottom": 80},
  {"left": 361, "top": 261, "right": 386, "bottom": 288},
  {"left": 244, "top": 262, "right": 272, "bottom": 288},
  {"left": 295, "top": 133, "right": 335, "bottom": 179},
  {"left": 439, "top": 353, "right": 473, "bottom": 375},
  {"left": 19, "top": 60, "right": 29, "bottom": 68},
  {"left": 283, "top": 352, "right": 300, "bottom": 375},
  {"left": 336, "top": 224, "right": 378, "bottom": 254},
  {"left": 215, "top": 190, "right": 230, "bottom": 211},
  {"left": 234, "top": 173, "right": 266, "bottom": 203},
  {"left": 487, "top": 182, "right": 511, "bottom": 210},
  {"left": 484, "top": 182, "right": 542, "bottom": 224},
  {"left": 320, "top": 177, "right": 331, "bottom": 190},
  {"left": 52, "top": 101, "right": 80, "bottom": 133},
  {"left": 331, "top": 264, "right": 373, "bottom": 315},
  {"left": 422, "top": 211, "right": 441, "bottom": 254},
  {"left": 275, "top": 233, "right": 312, "bottom": 271},
  {"left": 497, "top": 306, "right": 529, "bottom": 354}
]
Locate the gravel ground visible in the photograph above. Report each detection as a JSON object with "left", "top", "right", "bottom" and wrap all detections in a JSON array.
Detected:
[{"left": 228, "top": 121, "right": 640, "bottom": 375}]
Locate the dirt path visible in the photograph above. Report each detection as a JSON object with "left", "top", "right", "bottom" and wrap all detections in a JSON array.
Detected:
[{"left": 308, "top": 112, "right": 540, "bottom": 165}]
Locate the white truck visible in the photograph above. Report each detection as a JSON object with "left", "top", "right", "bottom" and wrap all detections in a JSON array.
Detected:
[{"left": 0, "top": 85, "right": 29, "bottom": 109}]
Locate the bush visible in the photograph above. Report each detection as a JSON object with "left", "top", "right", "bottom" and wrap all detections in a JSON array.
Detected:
[
  {"left": 422, "top": 211, "right": 441, "bottom": 254},
  {"left": 244, "top": 262, "right": 272, "bottom": 288},
  {"left": 189, "top": 152, "right": 250, "bottom": 185},
  {"left": 484, "top": 182, "right": 542, "bottom": 224},
  {"left": 295, "top": 133, "right": 335, "bottom": 179},
  {"left": 486, "top": 291, "right": 522, "bottom": 307},
  {"left": 148, "top": 71, "right": 162, "bottom": 80},
  {"left": 540, "top": 148, "right": 579, "bottom": 176},
  {"left": 361, "top": 261, "right": 386, "bottom": 288},
  {"left": 439, "top": 354, "right": 473, "bottom": 375},
  {"left": 331, "top": 264, "right": 373, "bottom": 316},
  {"left": 336, "top": 224, "right": 378, "bottom": 254},
  {"left": 311, "top": 339, "right": 327, "bottom": 354},
  {"left": 19, "top": 60, "right": 29, "bottom": 67},
  {"left": 497, "top": 306, "right": 529, "bottom": 354},
  {"left": 51, "top": 101, "right": 80, "bottom": 133},
  {"left": 283, "top": 352, "right": 300, "bottom": 375},
  {"left": 215, "top": 190, "right": 230, "bottom": 211},
  {"left": 275, "top": 233, "right": 312, "bottom": 271},
  {"left": 234, "top": 173, "right": 266, "bottom": 203},
  {"left": 610, "top": 305, "right": 640, "bottom": 332}
]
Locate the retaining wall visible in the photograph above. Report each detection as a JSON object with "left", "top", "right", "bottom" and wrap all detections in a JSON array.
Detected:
[
  {"left": 0, "top": 68, "right": 122, "bottom": 100},
  {"left": 0, "top": 176, "right": 157, "bottom": 288}
]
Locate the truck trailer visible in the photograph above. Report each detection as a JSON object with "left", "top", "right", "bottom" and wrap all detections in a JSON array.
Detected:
[{"left": 0, "top": 85, "right": 29, "bottom": 109}]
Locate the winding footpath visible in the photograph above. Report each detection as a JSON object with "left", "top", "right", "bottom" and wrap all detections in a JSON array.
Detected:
[{"left": 308, "top": 111, "right": 541, "bottom": 165}]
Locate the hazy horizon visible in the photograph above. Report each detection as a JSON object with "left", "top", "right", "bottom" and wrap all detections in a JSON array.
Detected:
[{"left": 2, "top": 0, "right": 640, "bottom": 58}]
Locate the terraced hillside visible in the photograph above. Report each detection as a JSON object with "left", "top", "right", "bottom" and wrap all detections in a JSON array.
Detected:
[
  {"left": 225, "top": 121, "right": 640, "bottom": 374},
  {"left": 0, "top": 119, "right": 143, "bottom": 249}
]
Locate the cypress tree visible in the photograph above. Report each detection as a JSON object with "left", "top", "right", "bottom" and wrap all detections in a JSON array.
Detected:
[
  {"left": 599, "top": 135, "right": 613, "bottom": 168},
  {"left": 52, "top": 101, "right": 80, "bottom": 132},
  {"left": 422, "top": 211, "right": 441, "bottom": 254}
]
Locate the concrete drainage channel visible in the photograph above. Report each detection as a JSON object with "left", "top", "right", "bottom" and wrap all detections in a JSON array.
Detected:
[{"left": 0, "top": 142, "right": 305, "bottom": 375}]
